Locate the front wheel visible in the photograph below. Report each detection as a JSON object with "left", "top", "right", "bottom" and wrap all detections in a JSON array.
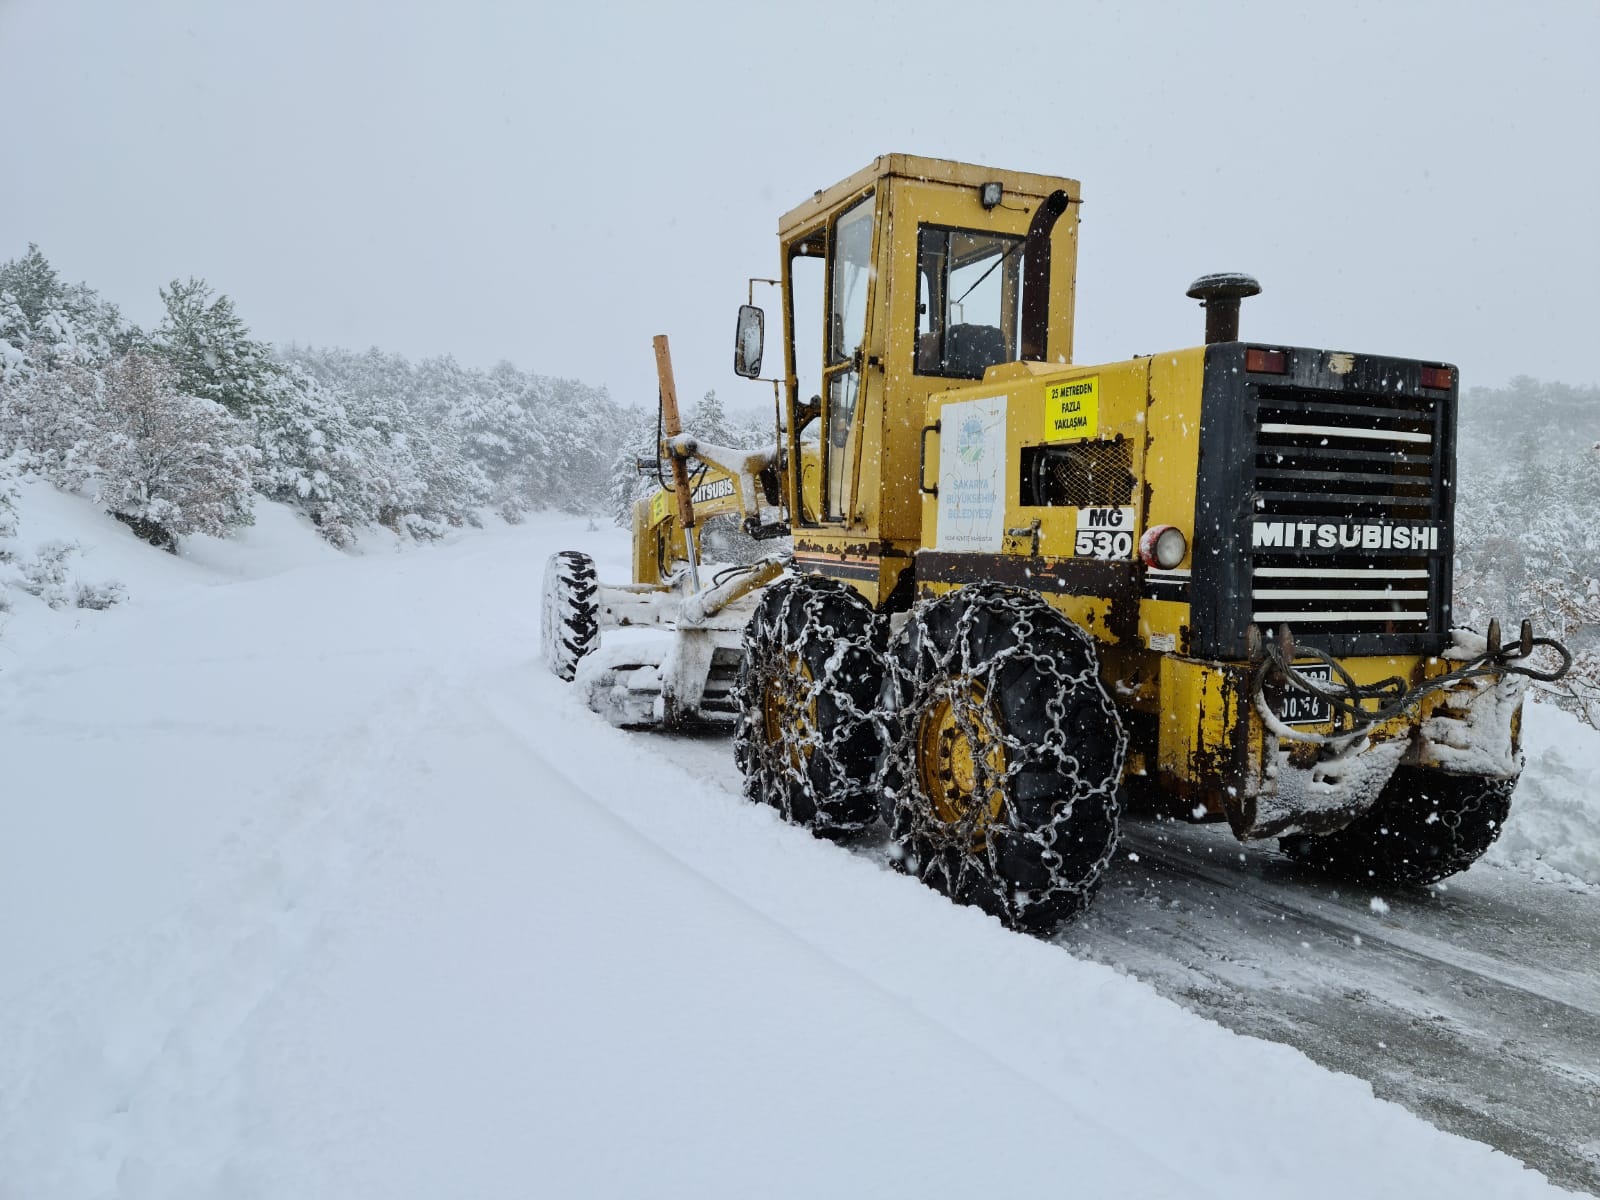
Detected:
[
  {"left": 733, "top": 575, "right": 885, "bottom": 838},
  {"left": 541, "top": 551, "right": 600, "bottom": 681},
  {"left": 877, "top": 585, "right": 1126, "bottom": 935},
  {"left": 1278, "top": 766, "right": 1515, "bottom": 887}
]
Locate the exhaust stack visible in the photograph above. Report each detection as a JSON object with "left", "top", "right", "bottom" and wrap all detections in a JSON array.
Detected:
[
  {"left": 1019, "top": 189, "right": 1074, "bottom": 362},
  {"left": 1186, "top": 272, "right": 1261, "bottom": 344}
]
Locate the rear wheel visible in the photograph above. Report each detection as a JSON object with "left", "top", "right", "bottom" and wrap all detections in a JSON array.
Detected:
[
  {"left": 541, "top": 551, "right": 599, "bottom": 681},
  {"left": 878, "top": 584, "right": 1126, "bottom": 935},
  {"left": 733, "top": 575, "right": 885, "bottom": 838},
  {"left": 1279, "top": 766, "right": 1515, "bottom": 887}
]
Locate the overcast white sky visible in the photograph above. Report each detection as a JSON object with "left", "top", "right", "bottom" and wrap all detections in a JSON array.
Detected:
[{"left": 2, "top": 0, "right": 1596, "bottom": 412}]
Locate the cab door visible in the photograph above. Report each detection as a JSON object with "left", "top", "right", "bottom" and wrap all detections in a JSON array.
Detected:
[
  {"left": 877, "top": 181, "right": 1037, "bottom": 545},
  {"left": 781, "top": 189, "right": 882, "bottom": 532}
]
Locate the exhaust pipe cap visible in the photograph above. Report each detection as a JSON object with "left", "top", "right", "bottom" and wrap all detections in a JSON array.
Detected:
[
  {"left": 1186, "top": 272, "right": 1262, "bottom": 302},
  {"left": 1186, "top": 272, "right": 1261, "bottom": 344}
]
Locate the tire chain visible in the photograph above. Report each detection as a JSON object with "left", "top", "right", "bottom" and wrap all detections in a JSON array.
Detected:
[
  {"left": 1283, "top": 768, "right": 1514, "bottom": 886},
  {"left": 732, "top": 576, "right": 886, "bottom": 836},
  {"left": 877, "top": 584, "right": 1127, "bottom": 930},
  {"left": 1437, "top": 777, "right": 1516, "bottom": 881}
]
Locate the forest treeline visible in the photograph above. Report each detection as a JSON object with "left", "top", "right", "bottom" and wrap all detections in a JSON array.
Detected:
[
  {"left": 0, "top": 244, "right": 766, "bottom": 554},
  {"left": 1455, "top": 378, "right": 1599, "bottom": 725}
]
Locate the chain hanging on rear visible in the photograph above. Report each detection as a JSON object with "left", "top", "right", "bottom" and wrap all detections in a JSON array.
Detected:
[{"left": 1253, "top": 621, "right": 1572, "bottom": 746}]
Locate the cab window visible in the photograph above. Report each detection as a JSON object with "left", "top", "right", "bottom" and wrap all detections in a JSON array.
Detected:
[
  {"left": 788, "top": 240, "right": 825, "bottom": 440},
  {"left": 915, "top": 226, "right": 1024, "bottom": 379}
]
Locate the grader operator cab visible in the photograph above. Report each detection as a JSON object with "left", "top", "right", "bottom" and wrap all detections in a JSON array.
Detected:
[{"left": 542, "top": 154, "right": 1569, "bottom": 935}]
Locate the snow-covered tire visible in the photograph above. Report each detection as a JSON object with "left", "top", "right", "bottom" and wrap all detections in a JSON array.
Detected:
[
  {"left": 877, "top": 584, "right": 1126, "bottom": 936},
  {"left": 1278, "top": 767, "right": 1515, "bottom": 888},
  {"left": 733, "top": 575, "right": 886, "bottom": 838},
  {"left": 542, "top": 551, "right": 599, "bottom": 681}
]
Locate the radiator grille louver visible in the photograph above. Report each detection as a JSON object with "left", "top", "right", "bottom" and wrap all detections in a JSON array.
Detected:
[{"left": 1250, "top": 383, "right": 1444, "bottom": 639}]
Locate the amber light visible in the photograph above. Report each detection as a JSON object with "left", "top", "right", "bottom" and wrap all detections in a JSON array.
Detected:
[
  {"left": 1245, "top": 347, "right": 1288, "bottom": 374},
  {"left": 1419, "top": 365, "right": 1453, "bottom": 390}
]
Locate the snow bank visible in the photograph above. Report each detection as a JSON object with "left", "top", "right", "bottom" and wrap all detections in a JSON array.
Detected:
[
  {"left": 1490, "top": 700, "right": 1600, "bottom": 886},
  {"left": 0, "top": 473, "right": 344, "bottom": 666}
]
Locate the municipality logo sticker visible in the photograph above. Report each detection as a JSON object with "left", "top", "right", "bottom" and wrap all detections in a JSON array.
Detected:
[{"left": 958, "top": 415, "right": 986, "bottom": 465}]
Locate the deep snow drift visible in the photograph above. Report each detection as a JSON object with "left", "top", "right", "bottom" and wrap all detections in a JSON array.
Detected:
[
  {"left": 1489, "top": 702, "right": 1600, "bottom": 885},
  {"left": 1, "top": 485, "right": 1594, "bottom": 1198}
]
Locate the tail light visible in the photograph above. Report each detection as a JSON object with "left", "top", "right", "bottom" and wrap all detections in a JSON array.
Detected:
[
  {"left": 1245, "top": 347, "right": 1288, "bottom": 374},
  {"left": 1419, "top": 365, "right": 1453, "bottom": 390}
]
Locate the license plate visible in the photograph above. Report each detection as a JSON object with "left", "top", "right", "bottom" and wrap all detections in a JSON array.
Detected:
[{"left": 1281, "top": 664, "right": 1332, "bottom": 725}]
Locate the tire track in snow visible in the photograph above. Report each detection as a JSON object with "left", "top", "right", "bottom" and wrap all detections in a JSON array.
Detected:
[
  {"left": 0, "top": 681, "right": 442, "bottom": 1197},
  {"left": 1112, "top": 823, "right": 1600, "bottom": 1018},
  {"left": 1064, "top": 821, "right": 1600, "bottom": 1194}
]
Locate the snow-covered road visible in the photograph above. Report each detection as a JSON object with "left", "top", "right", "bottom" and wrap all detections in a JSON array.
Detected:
[{"left": 0, "top": 505, "right": 1592, "bottom": 1197}]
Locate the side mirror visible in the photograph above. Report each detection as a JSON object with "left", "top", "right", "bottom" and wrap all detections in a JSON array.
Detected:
[{"left": 734, "top": 304, "right": 765, "bottom": 379}]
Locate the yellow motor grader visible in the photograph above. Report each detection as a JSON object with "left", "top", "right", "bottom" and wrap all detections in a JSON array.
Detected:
[{"left": 542, "top": 154, "right": 1569, "bottom": 935}]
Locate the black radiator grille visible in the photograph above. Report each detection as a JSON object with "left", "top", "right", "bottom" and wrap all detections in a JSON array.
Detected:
[{"left": 1250, "top": 383, "right": 1444, "bottom": 639}]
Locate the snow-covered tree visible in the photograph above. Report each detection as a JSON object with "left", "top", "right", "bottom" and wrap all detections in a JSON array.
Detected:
[
  {"left": 94, "top": 352, "right": 255, "bottom": 549},
  {"left": 405, "top": 355, "right": 493, "bottom": 524},
  {"left": 436, "top": 360, "right": 560, "bottom": 522},
  {"left": 606, "top": 405, "right": 662, "bottom": 527},
  {"left": 0, "top": 291, "right": 27, "bottom": 383},
  {"left": 152, "top": 278, "right": 277, "bottom": 417},
  {"left": 0, "top": 244, "right": 71, "bottom": 329},
  {"left": 0, "top": 245, "right": 124, "bottom": 380},
  {"left": 252, "top": 366, "right": 378, "bottom": 547},
  {"left": 687, "top": 389, "right": 735, "bottom": 446},
  {"left": 1456, "top": 378, "right": 1600, "bottom": 727},
  {"left": 279, "top": 344, "right": 636, "bottom": 527},
  {"left": 0, "top": 346, "right": 104, "bottom": 488},
  {"left": 529, "top": 374, "right": 626, "bottom": 513}
]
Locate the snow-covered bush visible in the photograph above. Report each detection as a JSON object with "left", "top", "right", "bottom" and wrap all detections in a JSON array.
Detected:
[
  {"left": 0, "top": 462, "right": 18, "bottom": 562},
  {"left": 94, "top": 352, "right": 255, "bottom": 550},
  {"left": 74, "top": 578, "right": 126, "bottom": 611},
  {"left": 0, "top": 489, "right": 124, "bottom": 618},
  {"left": 15, "top": 539, "right": 77, "bottom": 609}
]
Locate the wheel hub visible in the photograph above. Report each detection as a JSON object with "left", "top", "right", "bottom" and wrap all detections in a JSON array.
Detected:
[
  {"left": 917, "top": 681, "right": 1007, "bottom": 835},
  {"left": 762, "top": 652, "right": 817, "bottom": 775}
]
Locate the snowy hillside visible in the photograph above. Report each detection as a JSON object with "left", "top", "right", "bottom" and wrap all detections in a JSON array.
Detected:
[{"left": 2, "top": 488, "right": 1595, "bottom": 1197}]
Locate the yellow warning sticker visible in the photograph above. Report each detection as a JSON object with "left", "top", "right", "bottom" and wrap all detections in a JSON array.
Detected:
[
  {"left": 649, "top": 490, "right": 670, "bottom": 526},
  {"left": 1043, "top": 376, "right": 1099, "bottom": 442}
]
